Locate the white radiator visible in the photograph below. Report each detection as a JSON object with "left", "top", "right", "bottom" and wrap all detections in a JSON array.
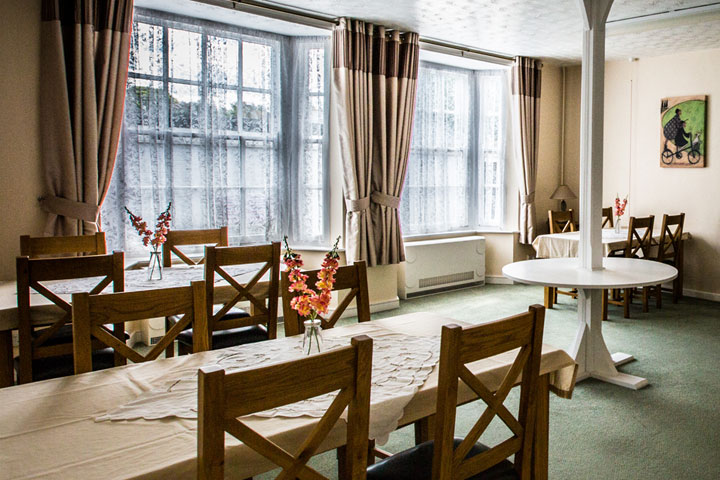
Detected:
[{"left": 400, "top": 236, "right": 485, "bottom": 299}]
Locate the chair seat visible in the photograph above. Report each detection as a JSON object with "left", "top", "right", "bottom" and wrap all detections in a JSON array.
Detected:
[
  {"left": 366, "top": 438, "right": 518, "bottom": 480},
  {"left": 177, "top": 324, "right": 269, "bottom": 350},
  {"left": 14, "top": 348, "right": 116, "bottom": 382}
]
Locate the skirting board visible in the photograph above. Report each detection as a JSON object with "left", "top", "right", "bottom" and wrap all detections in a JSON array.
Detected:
[
  {"left": 485, "top": 275, "right": 513, "bottom": 285},
  {"left": 683, "top": 288, "right": 720, "bottom": 303}
]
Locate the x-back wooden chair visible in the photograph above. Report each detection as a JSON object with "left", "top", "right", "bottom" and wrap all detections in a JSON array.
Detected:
[
  {"left": 197, "top": 335, "right": 373, "bottom": 480},
  {"left": 16, "top": 251, "right": 124, "bottom": 384},
  {"left": 650, "top": 213, "right": 685, "bottom": 307},
  {"left": 603, "top": 215, "right": 655, "bottom": 320},
  {"left": 162, "top": 227, "right": 228, "bottom": 267},
  {"left": 20, "top": 232, "right": 107, "bottom": 258},
  {"left": 601, "top": 207, "right": 614, "bottom": 228},
  {"left": 176, "top": 243, "right": 280, "bottom": 354},
  {"left": 282, "top": 261, "right": 370, "bottom": 337},
  {"left": 366, "top": 305, "right": 546, "bottom": 480},
  {"left": 545, "top": 209, "right": 578, "bottom": 308},
  {"left": 71, "top": 281, "right": 209, "bottom": 374}
]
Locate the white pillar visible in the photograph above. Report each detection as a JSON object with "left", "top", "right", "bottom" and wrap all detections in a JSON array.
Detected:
[{"left": 577, "top": 0, "right": 613, "bottom": 271}]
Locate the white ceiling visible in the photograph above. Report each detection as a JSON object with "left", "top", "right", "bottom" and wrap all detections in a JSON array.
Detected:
[{"left": 254, "top": 0, "right": 720, "bottom": 63}]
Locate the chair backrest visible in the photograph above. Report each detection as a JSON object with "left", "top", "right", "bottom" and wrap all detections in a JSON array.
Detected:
[
  {"left": 548, "top": 209, "right": 576, "bottom": 234},
  {"left": 624, "top": 215, "right": 655, "bottom": 258},
  {"left": 432, "top": 305, "right": 545, "bottom": 480},
  {"left": 16, "top": 252, "right": 124, "bottom": 384},
  {"left": 71, "top": 281, "right": 208, "bottom": 374},
  {"left": 162, "top": 227, "right": 229, "bottom": 267},
  {"left": 205, "top": 243, "right": 280, "bottom": 343},
  {"left": 601, "top": 207, "right": 614, "bottom": 228},
  {"left": 197, "top": 335, "right": 373, "bottom": 480},
  {"left": 281, "top": 261, "right": 370, "bottom": 337},
  {"left": 20, "top": 232, "right": 107, "bottom": 258},
  {"left": 656, "top": 213, "right": 685, "bottom": 263}
]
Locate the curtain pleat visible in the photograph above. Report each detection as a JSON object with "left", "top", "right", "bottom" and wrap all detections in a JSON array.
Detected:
[
  {"left": 512, "top": 56, "right": 542, "bottom": 244},
  {"left": 332, "top": 18, "right": 419, "bottom": 266},
  {"left": 39, "top": 0, "right": 134, "bottom": 236}
]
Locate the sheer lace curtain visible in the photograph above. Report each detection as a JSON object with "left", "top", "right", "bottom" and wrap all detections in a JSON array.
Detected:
[
  {"left": 102, "top": 9, "right": 329, "bottom": 257},
  {"left": 400, "top": 62, "right": 507, "bottom": 236}
]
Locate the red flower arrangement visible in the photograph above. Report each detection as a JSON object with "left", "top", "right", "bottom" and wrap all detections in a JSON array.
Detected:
[
  {"left": 283, "top": 235, "right": 341, "bottom": 320},
  {"left": 124, "top": 202, "right": 172, "bottom": 250},
  {"left": 614, "top": 195, "right": 628, "bottom": 218}
]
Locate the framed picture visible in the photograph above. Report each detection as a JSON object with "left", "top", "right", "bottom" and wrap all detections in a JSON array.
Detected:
[{"left": 660, "top": 95, "right": 707, "bottom": 168}]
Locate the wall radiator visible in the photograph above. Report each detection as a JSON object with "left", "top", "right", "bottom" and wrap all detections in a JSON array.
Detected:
[{"left": 400, "top": 236, "right": 485, "bottom": 299}]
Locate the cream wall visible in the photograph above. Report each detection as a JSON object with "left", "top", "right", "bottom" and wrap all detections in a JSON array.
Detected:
[
  {"left": 601, "top": 50, "right": 720, "bottom": 300},
  {"left": 0, "top": 0, "right": 44, "bottom": 281}
]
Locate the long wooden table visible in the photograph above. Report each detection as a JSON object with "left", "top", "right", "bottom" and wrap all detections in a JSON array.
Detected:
[
  {"left": 0, "top": 264, "right": 255, "bottom": 387},
  {"left": 0, "top": 312, "right": 576, "bottom": 479}
]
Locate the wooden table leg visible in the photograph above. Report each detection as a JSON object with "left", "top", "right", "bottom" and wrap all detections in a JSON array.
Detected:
[
  {"left": 532, "top": 375, "right": 550, "bottom": 480},
  {"left": 0, "top": 330, "right": 14, "bottom": 388}
]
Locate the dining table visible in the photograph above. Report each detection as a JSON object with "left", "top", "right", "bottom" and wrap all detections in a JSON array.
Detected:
[
  {"left": 0, "top": 263, "right": 255, "bottom": 387},
  {"left": 0, "top": 312, "right": 577, "bottom": 479}
]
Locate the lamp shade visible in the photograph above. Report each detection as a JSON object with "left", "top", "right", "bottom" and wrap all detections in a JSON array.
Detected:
[{"left": 550, "top": 184, "right": 577, "bottom": 200}]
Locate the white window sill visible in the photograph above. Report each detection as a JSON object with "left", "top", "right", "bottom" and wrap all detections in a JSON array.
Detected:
[{"left": 403, "top": 229, "right": 518, "bottom": 243}]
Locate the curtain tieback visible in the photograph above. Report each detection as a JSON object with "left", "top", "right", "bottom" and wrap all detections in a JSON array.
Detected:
[
  {"left": 521, "top": 193, "right": 535, "bottom": 204},
  {"left": 371, "top": 191, "right": 401, "bottom": 209},
  {"left": 39, "top": 195, "right": 99, "bottom": 223},
  {"left": 346, "top": 196, "right": 371, "bottom": 212}
]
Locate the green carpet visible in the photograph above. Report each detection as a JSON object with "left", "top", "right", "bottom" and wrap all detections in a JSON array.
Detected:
[{"left": 258, "top": 284, "right": 720, "bottom": 479}]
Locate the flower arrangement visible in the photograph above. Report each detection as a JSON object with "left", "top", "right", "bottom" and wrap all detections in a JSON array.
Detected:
[
  {"left": 614, "top": 195, "right": 628, "bottom": 233},
  {"left": 124, "top": 202, "right": 172, "bottom": 250},
  {"left": 124, "top": 203, "right": 172, "bottom": 280},
  {"left": 283, "top": 235, "right": 341, "bottom": 321},
  {"left": 614, "top": 195, "right": 628, "bottom": 219}
]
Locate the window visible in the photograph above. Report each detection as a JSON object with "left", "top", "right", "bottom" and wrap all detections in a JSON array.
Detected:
[
  {"left": 400, "top": 62, "right": 507, "bottom": 235},
  {"left": 102, "top": 10, "right": 329, "bottom": 256}
]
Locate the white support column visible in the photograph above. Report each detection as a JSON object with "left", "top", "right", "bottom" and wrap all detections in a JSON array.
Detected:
[
  {"left": 570, "top": 0, "right": 647, "bottom": 389},
  {"left": 577, "top": 0, "right": 612, "bottom": 271}
]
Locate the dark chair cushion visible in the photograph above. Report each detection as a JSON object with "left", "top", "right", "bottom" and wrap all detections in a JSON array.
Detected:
[
  {"left": 14, "top": 348, "right": 117, "bottom": 382},
  {"left": 366, "top": 438, "right": 518, "bottom": 480},
  {"left": 34, "top": 324, "right": 129, "bottom": 346},
  {"left": 177, "top": 324, "right": 269, "bottom": 350}
]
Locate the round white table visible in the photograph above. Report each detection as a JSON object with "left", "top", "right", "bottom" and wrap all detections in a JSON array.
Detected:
[{"left": 503, "top": 257, "right": 678, "bottom": 389}]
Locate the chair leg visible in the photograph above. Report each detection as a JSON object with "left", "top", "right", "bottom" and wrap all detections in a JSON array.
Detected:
[
  {"left": 656, "top": 284, "right": 662, "bottom": 309},
  {"left": 165, "top": 318, "right": 174, "bottom": 358},
  {"left": 602, "top": 289, "right": 608, "bottom": 321},
  {"left": 544, "top": 287, "right": 553, "bottom": 309},
  {"left": 623, "top": 289, "right": 631, "bottom": 318},
  {"left": 178, "top": 342, "right": 192, "bottom": 356},
  {"left": 414, "top": 415, "right": 435, "bottom": 444},
  {"left": 0, "top": 331, "right": 13, "bottom": 388},
  {"left": 642, "top": 288, "right": 649, "bottom": 313},
  {"left": 553, "top": 287, "right": 558, "bottom": 303},
  {"left": 672, "top": 277, "right": 681, "bottom": 304}
]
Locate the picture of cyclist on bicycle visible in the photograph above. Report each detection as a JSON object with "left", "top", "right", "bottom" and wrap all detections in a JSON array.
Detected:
[{"left": 660, "top": 95, "right": 706, "bottom": 168}]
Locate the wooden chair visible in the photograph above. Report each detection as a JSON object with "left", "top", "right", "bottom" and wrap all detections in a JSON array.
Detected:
[
  {"left": 650, "top": 213, "right": 685, "bottom": 307},
  {"left": 282, "top": 261, "right": 370, "bottom": 337},
  {"left": 197, "top": 335, "right": 373, "bottom": 480},
  {"left": 16, "top": 252, "right": 124, "bottom": 384},
  {"left": 71, "top": 281, "right": 209, "bottom": 374},
  {"left": 601, "top": 207, "right": 614, "bottom": 228},
  {"left": 546, "top": 209, "right": 577, "bottom": 308},
  {"left": 20, "top": 232, "right": 107, "bottom": 257},
  {"left": 366, "top": 305, "right": 545, "bottom": 480},
  {"left": 176, "top": 243, "right": 280, "bottom": 354},
  {"left": 162, "top": 227, "right": 228, "bottom": 267},
  {"left": 603, "top": 215, "right": 655, "bottom": 320}
]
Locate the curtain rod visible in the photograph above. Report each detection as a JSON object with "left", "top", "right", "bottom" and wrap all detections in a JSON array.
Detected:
[{"left": 192, "top": 0, "right": 516, "bottom": 65}]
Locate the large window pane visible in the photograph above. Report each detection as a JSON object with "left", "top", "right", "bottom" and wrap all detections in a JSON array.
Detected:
[
  {"left": 169, "top": 29, "right": 202, "bottom": 81},
  {"left": 242, "top": 42, "right": 272, "bottom": 89}
]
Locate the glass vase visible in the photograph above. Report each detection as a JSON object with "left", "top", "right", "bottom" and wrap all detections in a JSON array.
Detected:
[
  {"left": 147, "top": 249, "right": 163, "bottom": 281},
  {"left": 302, "top": 318, "right": 323, "bottom": 355},
  {"left": 614, "top": 216, "right": 622, "bottom": 234}
]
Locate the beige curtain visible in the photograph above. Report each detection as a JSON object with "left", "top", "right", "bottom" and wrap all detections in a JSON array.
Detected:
[
  {"left": 512, "top": 57, "right": 542, "bottom": 244},
  {"left": 39, "top": 0, "right": 134, "bottom": 236},
  {"left": 332, "top": 18, "right": 419, "bottom": 266}
]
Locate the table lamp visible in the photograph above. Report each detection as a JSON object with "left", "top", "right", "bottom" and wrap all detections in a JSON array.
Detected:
[{"left": 551, "top": 184, "right": 577, "bottom": 211}]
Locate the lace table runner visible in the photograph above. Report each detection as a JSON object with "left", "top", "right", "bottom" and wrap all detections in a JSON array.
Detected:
[
  {"left": 42, "top": 264, "right": 255, "bottom": 294},
  {"left": 96, "top": 327, "right": 440, "bottom": 443}
]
